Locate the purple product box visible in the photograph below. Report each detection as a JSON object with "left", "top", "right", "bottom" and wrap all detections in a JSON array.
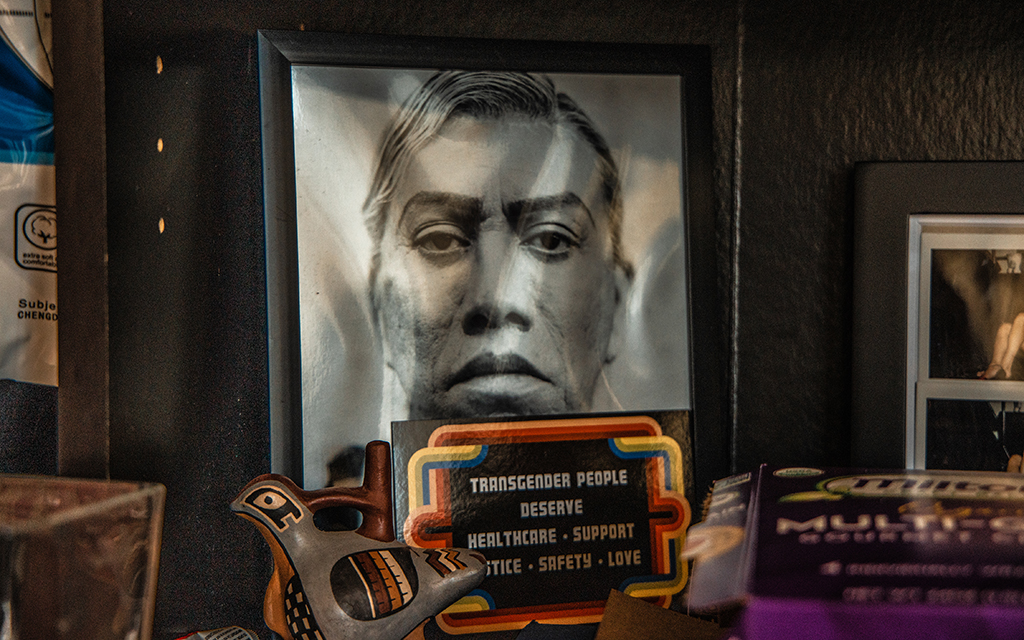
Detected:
[{"left": 688, "top": 466, "right": 1024, "bottom": 638}]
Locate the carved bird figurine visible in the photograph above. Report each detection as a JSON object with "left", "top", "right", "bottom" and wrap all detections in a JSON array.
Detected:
[{"left": 231, "top": 441, "right": 486, "bottom": 640}]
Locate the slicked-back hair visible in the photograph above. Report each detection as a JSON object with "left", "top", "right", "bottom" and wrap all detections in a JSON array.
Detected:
[{"left": 363, "top": 70, "right": 632, "bottom": 288}]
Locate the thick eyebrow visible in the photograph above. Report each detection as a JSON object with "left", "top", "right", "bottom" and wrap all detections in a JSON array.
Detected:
[
  {"left": 399, "top": 191, "right": 482, "bottom": 228},
  {"left": 504, "top": 193, "right": 594, "bottom": 229}
]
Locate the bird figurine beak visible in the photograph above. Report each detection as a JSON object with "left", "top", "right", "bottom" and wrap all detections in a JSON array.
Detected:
[{"left": 231, "top": 440, "right": 486, "bottom": 640}]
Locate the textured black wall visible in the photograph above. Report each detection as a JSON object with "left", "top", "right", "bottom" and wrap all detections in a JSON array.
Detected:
[
  {"left": 736, "top": 2, "right": 1024, "bottom": 469},
  {"left": 70, "top": 0, "right": 1024, "bottom": 636}
]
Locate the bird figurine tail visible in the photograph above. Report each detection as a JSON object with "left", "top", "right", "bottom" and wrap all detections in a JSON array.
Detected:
[{"left": 231, "top": 440, "right": 486, "bottom": 640}]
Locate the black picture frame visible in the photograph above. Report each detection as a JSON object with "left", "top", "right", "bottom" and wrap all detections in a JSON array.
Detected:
[
  {"left": 852, "top": 162, "right": 1024, "bottom": 469},
  {"left": 258, "top": 31, "right": 722, "bottom": 493}
]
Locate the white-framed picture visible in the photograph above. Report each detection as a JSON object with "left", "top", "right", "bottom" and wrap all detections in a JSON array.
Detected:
[{"left": 908, "top": 214, "right": 1024, "bottom": 470}]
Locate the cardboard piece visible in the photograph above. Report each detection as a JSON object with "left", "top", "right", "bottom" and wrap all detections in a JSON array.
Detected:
[{"left": 594, "top": 590, "right": 723, "bottom": 640}]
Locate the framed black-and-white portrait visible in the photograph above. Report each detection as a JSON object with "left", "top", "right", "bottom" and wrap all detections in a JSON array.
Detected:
[
  {"left": 259, "top": 31, "right": 720, "bottom": 489},
  {"left": 853, "top": 163, "right": 1024, "bottom": 471}
]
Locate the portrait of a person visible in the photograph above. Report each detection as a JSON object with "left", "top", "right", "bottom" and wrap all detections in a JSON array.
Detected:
[
  {"left": 291, "top": 66, "right": 689, "bottom": 487},
  {"left": 363, "top": 71, "right": 631, "bottom": 420}
]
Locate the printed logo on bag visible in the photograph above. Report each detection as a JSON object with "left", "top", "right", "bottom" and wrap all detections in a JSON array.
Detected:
[{"left": 15, "top": 203, "right": 56, "bottom": 272}]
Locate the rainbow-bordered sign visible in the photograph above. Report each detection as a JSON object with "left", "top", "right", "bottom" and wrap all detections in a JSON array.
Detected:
[{"left": 403, "top": 416, "right": 690, "bottom": 634}]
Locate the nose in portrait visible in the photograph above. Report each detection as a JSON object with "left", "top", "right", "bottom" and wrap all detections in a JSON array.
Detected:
[{"left": 460, "top": 225, "right": 535, "bottom": 340}]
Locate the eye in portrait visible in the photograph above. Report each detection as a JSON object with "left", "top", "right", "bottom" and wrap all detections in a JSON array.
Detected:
[{"left": 292, "top": 68, "right": 689, "bottom": 488}]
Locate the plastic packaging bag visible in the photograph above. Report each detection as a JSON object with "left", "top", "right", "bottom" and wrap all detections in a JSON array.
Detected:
[{"left": 0, "top": 0, "right": 56, "bottom": 386}]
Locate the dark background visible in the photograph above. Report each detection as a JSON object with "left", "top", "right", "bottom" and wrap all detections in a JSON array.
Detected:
[{"left": 29, "top": 0, "right": 1024, "bottom": 636}]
